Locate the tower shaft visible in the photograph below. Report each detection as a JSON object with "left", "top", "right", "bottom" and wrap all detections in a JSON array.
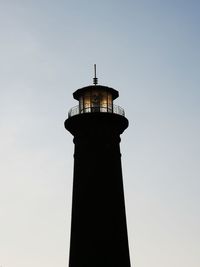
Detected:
[{"left": 65, "top": 113, "right": 130, "bottom": 267}]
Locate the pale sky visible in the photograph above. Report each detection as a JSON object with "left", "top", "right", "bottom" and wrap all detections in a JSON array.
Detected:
[{"left": 0, "top": 1, "right": 199, "bottom": 267}]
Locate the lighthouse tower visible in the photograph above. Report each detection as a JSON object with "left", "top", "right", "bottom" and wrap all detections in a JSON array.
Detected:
[{"left": 65, "top": 67, "right": 131, "bottom": 267}]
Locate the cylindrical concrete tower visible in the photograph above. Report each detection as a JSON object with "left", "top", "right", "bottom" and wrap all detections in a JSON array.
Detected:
[{"left": 65, "top": 78, "right": 131, "bottom": 267}]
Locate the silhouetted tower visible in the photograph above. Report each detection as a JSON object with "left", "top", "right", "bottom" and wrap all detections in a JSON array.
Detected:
[{"left": 65, "top": 66, "right": 131, "bottom": 267}]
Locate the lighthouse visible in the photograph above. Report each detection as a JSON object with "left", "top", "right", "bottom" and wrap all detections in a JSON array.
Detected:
[{"left": 65, "top": 67, "right": 131, "bottom": 267}]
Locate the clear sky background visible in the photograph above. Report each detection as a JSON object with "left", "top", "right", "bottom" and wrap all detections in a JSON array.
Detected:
[{"left": 0, "top": 1, "right": 199, "bottom": 266}]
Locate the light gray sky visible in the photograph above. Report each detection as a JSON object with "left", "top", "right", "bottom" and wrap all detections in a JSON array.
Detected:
[{"left": 0, "top": 1, "right": 199, "bottom": 266}]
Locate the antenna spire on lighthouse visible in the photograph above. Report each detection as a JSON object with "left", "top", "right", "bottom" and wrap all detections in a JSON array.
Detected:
[{"left": 93, "top": 64, "right": 98, "bottom": 85}]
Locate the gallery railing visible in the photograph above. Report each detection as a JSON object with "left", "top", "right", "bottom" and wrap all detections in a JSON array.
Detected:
[{"left": 68, "top": 104, "right": 125, "bottom": 118}]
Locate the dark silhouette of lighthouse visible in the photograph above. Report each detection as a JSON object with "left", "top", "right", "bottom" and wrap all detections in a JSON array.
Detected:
[{"left": 65, "top": 66, "right": 131, "bottom": 267}]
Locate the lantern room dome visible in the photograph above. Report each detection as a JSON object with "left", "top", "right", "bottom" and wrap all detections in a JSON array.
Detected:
[{"left": 73, "top": 85, "right": 119, "bottom": 100}]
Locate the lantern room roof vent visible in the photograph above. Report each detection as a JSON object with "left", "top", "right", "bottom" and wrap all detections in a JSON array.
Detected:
[{"left": 93, "top": 64, "right": 98, "bottom": 85}]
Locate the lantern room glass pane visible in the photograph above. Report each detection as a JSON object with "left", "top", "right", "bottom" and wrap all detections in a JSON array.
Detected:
[
  {"left": 79, "top": 96, "right": 84, "bottom": 113},
  {"left": 84, "top": 92, "right": 91, "bottom": 112},
  {"left": 100, "top": 91, "right": 108, "bottom": 112},
  {"left": 91, "top": 90, "right": 100, "bottom": 112},
  {"left": 107, "top": 93, "right": 113, "bottom": 112}
]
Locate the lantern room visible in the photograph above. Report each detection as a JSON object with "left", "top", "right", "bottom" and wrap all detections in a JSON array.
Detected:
[
  {"left": 68, "top": 85, "right": 125, "bottom": 118},
  {"left": 67, "top": 65, "right": 125, "bottom": 117},
  {"left": 74, "top": 85, "right": 119, "bottom": 113}
]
